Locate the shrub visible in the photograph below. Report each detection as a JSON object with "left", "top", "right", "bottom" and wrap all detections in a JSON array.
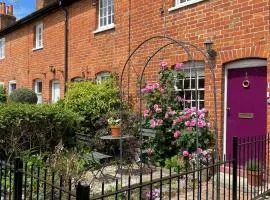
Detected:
[
  {"left": 9, "top": 88, "right": 38, "bottom": 104},
  {"left": 0, "top": 85, "right": 6, "bottom": 103},
  {"left": 0, "top": 103, "right": 79, "bottom": 157},
  {"left": 63, "top": 79, "right": 120, "bottom": 137}
]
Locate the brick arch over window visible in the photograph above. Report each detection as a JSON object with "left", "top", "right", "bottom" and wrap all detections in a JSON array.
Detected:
[{"left": 219, "top": 46, "right": 268, "bottom": 64}]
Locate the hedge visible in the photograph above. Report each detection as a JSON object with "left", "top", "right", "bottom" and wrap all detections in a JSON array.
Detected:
[{"left": 0, "top": 103, "right": 80, "bottom": 157}]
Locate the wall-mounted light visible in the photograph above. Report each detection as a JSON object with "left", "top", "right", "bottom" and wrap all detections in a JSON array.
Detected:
[
  {"left": 49, "top": 65, "right": 56, "bottom": 73},
  {"left": 204, "top": 39, "right": 217, "bottom": 59}
]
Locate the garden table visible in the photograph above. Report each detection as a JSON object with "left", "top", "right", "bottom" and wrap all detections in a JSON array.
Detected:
[{"left": 100, "top": 135, "right": 138, "bottom": 176}]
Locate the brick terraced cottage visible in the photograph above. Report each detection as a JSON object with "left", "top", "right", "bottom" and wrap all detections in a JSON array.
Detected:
[{"left": 0, "top": 0, "right": 268, "bottom": 156}]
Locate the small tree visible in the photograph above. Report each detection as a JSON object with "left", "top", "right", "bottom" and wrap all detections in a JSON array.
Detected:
[{"left": 9, "top": 88, "right": 38, "bottom": 104}]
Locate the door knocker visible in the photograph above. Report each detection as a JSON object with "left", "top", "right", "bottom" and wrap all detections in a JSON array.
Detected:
[{"left": 242, "top": 72, "right": 250, "bottom": 88}]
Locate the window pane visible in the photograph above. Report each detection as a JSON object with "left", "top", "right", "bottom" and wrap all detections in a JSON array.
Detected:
[
  {"left": 37, "top": 82, "right": 42, "bottom": 93},
  {"left": 100, "top": 8, "right": 103, "bottom": 17},
  {"left": 199, "top": 90, "right": 204, "bottom": 99},
  {"left": 108, "top": 6, "right": 112, "bottom": 15},
  {"left": 198, "top": 78, "right": 204, "bottom": 89},
  {"left": 191, "top": 78, "right": 195, "bottom": 89},
  {"left": 184, "top": 79, "right": 190, "bottom": 89},
  {"left": 108, "top": 16, "right": 112, "bottom": 24},
  {"left": 199, "top": 101, "right": 204, "bottom": 109}
]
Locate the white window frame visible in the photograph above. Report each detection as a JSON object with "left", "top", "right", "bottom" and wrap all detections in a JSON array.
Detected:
[
  {"left": 96, "top": 0, "right": 115, "bottom": 31},
  {"left": 34, "top": 80, "right": 42, "bottom": 104},
  {"left": 96, "top": 71, "right": 111, "bottom": 84},
  {"left": 169, "top": 0, "right": 204, "bottom": 11},
  {"left": 174, "top": 61, "right": 205, "bottom": 109},
  {"left": 51, "top": 80, "right": 60, "bottom": 103},
  {"left": 0, "top": 38, "right": 5, "bottom": 59},
  {"left": 34, "top": 23, "right": 43, "bottom": 50},
  {"left": 8, "top": 80, "right": 16, "bottom": 94}
]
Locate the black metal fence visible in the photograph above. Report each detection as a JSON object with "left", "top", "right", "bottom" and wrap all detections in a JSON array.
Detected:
[{"left": 1, "top": 136, "right": 270, "bottom": 199}]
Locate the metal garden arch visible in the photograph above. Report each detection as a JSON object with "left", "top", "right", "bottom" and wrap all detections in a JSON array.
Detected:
[{"left": 119, "top": 36, "right": 218, "bottom": 184}]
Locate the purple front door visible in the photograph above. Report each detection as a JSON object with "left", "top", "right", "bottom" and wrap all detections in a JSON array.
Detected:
[{"left": 226, "top": 66, "right": 267, "bottom": 161}]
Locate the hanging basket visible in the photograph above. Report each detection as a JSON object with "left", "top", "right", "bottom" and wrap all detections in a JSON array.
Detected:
[{"left": 110, "top": 125, "right": 121, "bottom": 137}]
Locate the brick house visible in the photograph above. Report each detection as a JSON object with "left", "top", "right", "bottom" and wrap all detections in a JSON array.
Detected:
[{"left": 0, "top": 0, "right": 268, "bottom": 155}]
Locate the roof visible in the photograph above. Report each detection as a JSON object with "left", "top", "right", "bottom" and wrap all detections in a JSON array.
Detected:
[{"left": 0, "top": 0, "right": 75, "bottom": 37}]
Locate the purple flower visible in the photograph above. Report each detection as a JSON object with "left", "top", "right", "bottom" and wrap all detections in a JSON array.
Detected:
[{"left": 175, "top": 62, "right": 184, "bottom": 70}]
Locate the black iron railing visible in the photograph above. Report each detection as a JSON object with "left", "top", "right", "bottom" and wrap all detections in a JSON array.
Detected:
[{"left": 0, "top": 136, "right": 269, "bottom": 199}]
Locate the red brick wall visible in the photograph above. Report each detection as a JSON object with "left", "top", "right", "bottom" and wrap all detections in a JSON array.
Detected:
[{"left": 0, "top": 0, "right": 269, "bottom": 153}]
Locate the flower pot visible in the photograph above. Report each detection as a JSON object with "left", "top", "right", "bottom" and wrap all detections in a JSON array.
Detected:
[
  {"left": 110, "top": 125, "right": 121, "bottom": 137},
  {"left": 247, "top": 170, "right": 263, "bottom": 186}
]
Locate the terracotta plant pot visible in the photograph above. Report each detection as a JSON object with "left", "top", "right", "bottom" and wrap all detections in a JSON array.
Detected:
[
  {"left": 247, "top": 170, "right": 263, "bottom": 186},
  {"left": 110, "top": 125, "right": 121, "bottom": 137}
]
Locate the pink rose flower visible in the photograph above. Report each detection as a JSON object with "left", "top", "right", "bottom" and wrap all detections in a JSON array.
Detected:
[
  {"left": 198, "top": 120, "right": 206, "bottom": 128},
  {"left": 157, "top": 119, "right": 163, "bottom": 125},
  {"left": 173, "top": 130, "right": 181, "bottom": 138},
  {"left": 190, "top": 120, "right": 196, "bottom": 127},
  {"left": 159, "top": 87, "right": 165, "bottom": 93},
  {"left": 202, "top": 150, "right": 208, "bottom": 156},
  {"left": 153, "top": 104, "right": 162, "bottom": 113},
  {"left": 160, "top": 61, "right": 168, "bottom": 70},
  {"left": 186, "top": 127, "right": 193, "bottom": 132},
  {"left": 199, "top": 113, "right": 205, "bottom": 119},
  {"left": 150, "top": 119, "right": 157, "bottom": 128},
  {"left": 183, "top": 151, "right": 189, "bottom": 157},
  {"left": 143, "top": 110, "right": 150, "bottom": 118},
  {"left": 185, "top": 121, "right": 190, "bottom": 126},
  {"left": 197, "top": 148, "right": 203, "bottom": 154},
  {"left": 175, "top": 63, "right": 184, "bottom": 70}
]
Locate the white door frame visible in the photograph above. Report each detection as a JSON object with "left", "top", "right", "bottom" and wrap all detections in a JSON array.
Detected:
[
  {"left": 223, "top": 59, "right": 267, "bottom": 156},
  {"left": 51, "top": 80, "right": 60, "bottom": 103}
]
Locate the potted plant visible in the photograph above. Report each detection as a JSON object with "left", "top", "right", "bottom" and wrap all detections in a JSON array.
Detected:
[
  {"left": 108, "top": 117, "right": 121, "bottom": 137},
  {"left": 246, "top": 159, "right": 263, "bottom": 186}
]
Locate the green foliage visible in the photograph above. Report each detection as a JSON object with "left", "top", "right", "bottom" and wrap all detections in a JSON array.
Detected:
[
  {"left": 165, "top": 155, "right": 185, "bottom": 172},
  {"left": 246, "top": 159, "right": 262, "bottom": 171},
  {"left": 9, "top": 87, "right": 38, "bottom": 104},
  {"left": 0, "top": 85, "right": 6, "bottom": 103},
  {"left": 64, "top": 79, "right": 120, "bottom": 117},
  {"left": 62, "top": 79, "right": 121, "bottom": 148},
  {"left": 0, "top": 103, "right": 79, "bottom": 157}
]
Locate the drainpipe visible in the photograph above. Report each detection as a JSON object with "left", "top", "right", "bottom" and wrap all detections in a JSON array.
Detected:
[{"left": 58, "top": 0, "right": 69, "bottom": 95}]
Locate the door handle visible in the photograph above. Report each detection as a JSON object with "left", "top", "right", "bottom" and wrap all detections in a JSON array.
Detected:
[{"left": 227, "top": 107, "right": 230, "bottom": 111}]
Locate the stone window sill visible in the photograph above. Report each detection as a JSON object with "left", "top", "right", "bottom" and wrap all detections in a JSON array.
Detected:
[
  {"left": 93, "top": 24, "right": 115, "bottom": 34},
  {"left": 168, "top": 0, "right": 204, "bottom": 12},
  {"left": 32, "top": 46, "right": 43, "bottom": 51}
]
